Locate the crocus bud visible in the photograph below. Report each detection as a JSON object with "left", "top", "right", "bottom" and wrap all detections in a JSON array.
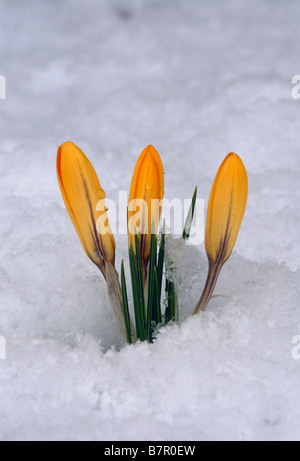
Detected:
[
  {"left": 128, "top": 145, "right": 164, "bottom": 280},
  {"left": 56, "top": 141, "right": 115, "bottom": 278},
  {"left": 193, "top": 152, "right": 248, "bottom": 314},
  {"left": 205, "top": 152, "right": 248, "bottom": 265}
]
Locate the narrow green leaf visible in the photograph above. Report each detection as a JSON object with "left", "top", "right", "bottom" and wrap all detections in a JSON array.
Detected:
[
  {"left": 153, "top": 266, "right": 162, "bottom": 325},
  {"left": 147, "top": 221, "right": 157, "bottom": 341},
  {"left": 134, "top": 232, "right": 146, "bottom": 321},
  {"left": 129, "top": 244, "right": 147, "bottom": 340},
  {"left": 157, "top": 221, "right": 165, "bottom": 302},
  {"left": 165, "top": 278, "right": 176, "bottom": 323},
  {"left": 120, "top": 260, "right": 132, "bottom": 344},
  {"left": 182, "top": 186, "right": 198, "bottom": 240}
]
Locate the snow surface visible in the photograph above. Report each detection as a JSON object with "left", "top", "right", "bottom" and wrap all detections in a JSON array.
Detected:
[{"left": 0, "top": 0, "right": 300, "bottom": 441}]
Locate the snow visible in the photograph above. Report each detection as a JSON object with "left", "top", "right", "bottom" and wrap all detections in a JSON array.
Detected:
[{"left": 0, "top": 0, "right": 300, "bottom": 441}]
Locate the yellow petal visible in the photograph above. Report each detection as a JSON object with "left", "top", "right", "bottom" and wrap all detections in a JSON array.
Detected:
[
  {"left": 128, "top": 145, "right": 164, "bottom": 267},
  {"left": 205, "top": 152, "right": 248, "bottom": 265},
  {"left": 56, "top": 141, "right": 115, "bottom": 276}
]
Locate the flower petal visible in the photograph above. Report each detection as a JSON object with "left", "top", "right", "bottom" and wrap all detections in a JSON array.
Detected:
[
  {"left": 128, "top": 145, "right": 164, "bottom": 269},
  {"left": 193, "top": 152, "right": 247, "bottom": 314},
  {"left": 205, "top": 152, "right": 248, "bottom": 265},
  {"left": 57, "top": 141, "right": 115, "bottom": 276}
]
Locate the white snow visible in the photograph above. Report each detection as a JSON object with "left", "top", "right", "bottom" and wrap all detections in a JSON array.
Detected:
[{"left": 0, "top": 0, "right": 300, "bottom": 441}]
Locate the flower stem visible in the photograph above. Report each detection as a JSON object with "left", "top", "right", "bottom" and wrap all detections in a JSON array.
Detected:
[
  {"left": 105, "top": 261, "right": 137, "bottom": 343},
  {"left": 193, "top": 261, "right": 223, "bottom": 314}
]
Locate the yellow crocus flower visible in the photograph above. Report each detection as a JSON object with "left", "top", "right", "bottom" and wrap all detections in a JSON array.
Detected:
[
  {"left": 56, "top": 141, "right": 115, "bottom": 278},
  {"left": 128, "top": 145, "right": 164, "bottom": 281},
  {"left": 193, "top": 152, "right": 248, "bottom": 314},
  {"left": 57, "top": 141, "right": 137, "bottom": 343}
]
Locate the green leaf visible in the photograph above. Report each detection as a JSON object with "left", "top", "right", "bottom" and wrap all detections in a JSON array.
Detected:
[
  {"left": 182, "top": 186, "right": 198, "bottom": 240},
  {"left": 120, "top": 260, "right": 132, "bottom": 344},
  {"left": 153, "top": 266, "right": 162, "bottom": 325},
  {"left": 147, "top": 221, "right": 158, "bottom": 341},
  {"left": 157, "top": 220, "right": 165, "bottom": 303},
  {"left": 134, "top": 232, "right": 146, "bottom": 317},
  {"left": 164, "top": 278, "right": 176, "bottom": 323},
  {"left": 129, "top": 243, "right": 147, "bottom": 341}
]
